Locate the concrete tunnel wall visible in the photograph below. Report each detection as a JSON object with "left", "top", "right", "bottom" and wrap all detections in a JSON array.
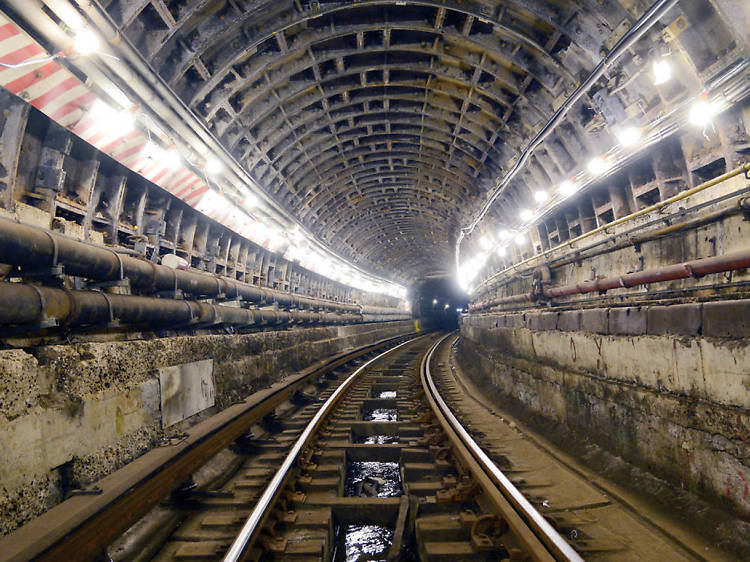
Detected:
[
  {"left": 0, "top": 319, "right": 416, "bottom": 535},
  {"left": 457, "top": 308, "right": 750, "bottom": 518}
]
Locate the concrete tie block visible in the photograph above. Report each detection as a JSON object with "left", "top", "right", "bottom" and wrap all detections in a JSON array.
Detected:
[
  {"left": 525, "top": 312, "right": 542, "bottom": 330},
  {"left": 580, "top": 308, "right": 608, "bottom": 334},
  {"left": 557, "top": 310, "right": 581, "bottom": 332},
  {"left": 647, "top": 304, "right": 702, "bottom": 336},
  {"left": 703, "top": 300, "right": 750, "bottom": 338},
  {"left": 609, "top": 307, "right": 647, "bottom": 336},
  {"left": 539, "top": 312, "right": 558, "bottom": 331}
]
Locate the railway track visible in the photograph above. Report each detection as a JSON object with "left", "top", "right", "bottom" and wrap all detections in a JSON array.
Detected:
[
  {"left": 3, "top": 331, "right": 725, "bottom": 561},
  {"left": 101, "top": 332, "right": 581, "bottom": 561}
]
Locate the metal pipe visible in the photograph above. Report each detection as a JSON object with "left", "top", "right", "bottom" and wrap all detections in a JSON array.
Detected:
[
  {"left": 4, "top": 0, "right": 400, "bottom": 294},
  {"left": 544, "top": 249, "right": 750, "bottom": 298},
  {"left": 0, "top": 282, "right": 408, "bottom": 332},
  {"left": 0, "top": 217, "right": 395, "bottom": 315},
  {"left": 470, "top": 248, "right": 750, "bottom": 311},
  {"left": 456, "top": 0, "right": 682, "bottom": 271},
  {"left": 478, "top": 162, "right": 750, "bottom": 294}
]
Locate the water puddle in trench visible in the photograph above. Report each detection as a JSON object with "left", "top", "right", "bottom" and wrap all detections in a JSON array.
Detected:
[
  {"left": 338, "top": 524, "right": 394, "bottom": 562},
  {"left": 345, "top": 461, "right": 402, "bottom": 497},
  {"left": 354, "top": 434, "right": 399, "bottom": 444},
  {"left": 363, "top": 408, "right": 397, "bottom": 421},
  {"left": 334, "top": 460, "right": 402, "bottom": 561}
]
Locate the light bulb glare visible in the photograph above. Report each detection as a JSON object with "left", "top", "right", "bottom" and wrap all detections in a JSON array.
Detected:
[
  {"left": 479, "top": 235, "right": 492, "bottom": 250},
  {"left": 164, "top": 149, "right": 181, "bottom": 170},
  {"left": 587, "top": 156, "right": 609, "bottom": 176},
  {"left": 520, "top": 209, "right": 533, "bottom": 222},
  {"left": 73, "top": 29, "right": 100, "bottom": 55},
  {"left": 534, "top": 190, "right": 548, "bottom": 202},
  {"left": 652, "top": 59, "right": 672, "bottom": 85},
  {"left": 559, "top": 180, "right": 577, "bottom": 196},
  {"left": 497, "top": 246, "right": 507, "bottom": 257},
  {"left": 616, "top": 126, "right": 642, "bottom": 147},
  {"left": 689, "top": 99, "right": 716, "bottom": 127},
  {"left": 515, "top": 233, "right": 526, "bottom": 245},
  {"left": 205, "top": 156, "right": 222, "bottom": 175}
]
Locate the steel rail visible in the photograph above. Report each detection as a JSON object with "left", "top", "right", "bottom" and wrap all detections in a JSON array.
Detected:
[
  {"left": 420, "top": 333, "right": 583, "bottom": 562},
  {"left": 223, "top": 334, "right": 427, "bottom": 561},
  {"left": 0, "top": 332, "right": 416, "bottom": 562}
]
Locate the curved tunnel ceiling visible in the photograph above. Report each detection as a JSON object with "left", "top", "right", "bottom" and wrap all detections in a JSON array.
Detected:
[{"left": 98, "top": 0, "right": 728, "bottom": 284}]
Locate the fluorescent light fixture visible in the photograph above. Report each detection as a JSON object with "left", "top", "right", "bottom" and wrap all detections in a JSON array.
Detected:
[
  {"left": 164, "top": 148, "right": 181, "bottom": 169},
  {"left": 587, "top": 156, "right": 609, "bottom": 176},
  {"left": 205, "top": 156, "right": 222, "bottom": 175},
  {"left": 479, "top": 235, "right": 493, "bottom": 250},
  {"left": 497, "top": 246, "right": 507, "bottom": 257},
  {"left": 433, "top": 298, "right": 438, "bottom": 305},
  {"left": 652, "top": 59, "right": 672, "bottom": 85},
  {"left": 689, "top": 99, "right": 717, "bottom": 126},
  {"left": 616, "top": 126, "right": 642, "bottom": 147},
  {"left": 498, "top": 228, "right": 510, "bottom": 239},
  {"left": 515, "top": 233, "right": 526, "bottom": 245},
  {"left": 559, "top": 180, "right": 577, "bottom": 196},
  {"left": 520, "top": 209, "right": 533, "bottom": 222},
  {"left": 90, "top": 100, "right": 134, "bottom": 134},
  {"left": 444, "top": 303, "right": 450, "bottom": 309},
  {"left": 244, "top": 193, "right": 259, "bottom": 208},
  {"left": 73, "top": 29, "right": 100, "bottom": 55},
  {"left": 534, "top": 190, "right": 548, "bottom": 202}
]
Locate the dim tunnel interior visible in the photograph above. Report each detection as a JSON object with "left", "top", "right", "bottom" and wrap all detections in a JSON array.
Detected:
[{"left": 0, "top": 0, "right": 749, "bottom": 560}]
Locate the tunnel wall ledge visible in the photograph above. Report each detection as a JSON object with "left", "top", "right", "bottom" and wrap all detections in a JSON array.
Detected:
[
  {"left": 0, "top": 319, "right": 414, "bottom": 535},
  {"left": 458, "top": 309, "right": 750, "bottom": 517}
]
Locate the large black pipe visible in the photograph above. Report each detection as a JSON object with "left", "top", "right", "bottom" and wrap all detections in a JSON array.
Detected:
[
  {"left": 0, "top": 283, "right": 408, "bottom": 331},
  {"left": 0, "top": 218, "right": 397, "bottom": 316}
]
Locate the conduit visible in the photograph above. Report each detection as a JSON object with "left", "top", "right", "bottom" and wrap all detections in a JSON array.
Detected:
[
  {"left": 0, "top": 217, "right": 398, "bottom": 316},
  {"left": 470, "top": 248, "right": 750, "bottom": 311},
  {"left": 456, "top": 0, "right": 681, "bottom": 270},
  {"left": 0, "top": 283, "right": 408, "bottom": 331}
]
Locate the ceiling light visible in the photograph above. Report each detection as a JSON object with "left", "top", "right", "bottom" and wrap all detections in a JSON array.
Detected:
[
  {"left": 164, "top": 148, "right": 181, "bottom": 169},
  {"left": 498, "top": 228, "right": 510, "bottom": 239},
  {"left": 497, "top": 246, "right": 507, "bottom": 257},
  {"left": 616, "top": 126, "right": 642, "bottom": 147},
  {"left": 559, "top": 180, "right": 577, "bottom": 196},
  {"left": 432, "top": 298, "right": 438, "bottom": 305},
  {"left": 479, "top": 235, "right": 493, "bottom": 250},
  {"left": 205, "top": 156, "right": 222, "bottom": 175},
  {"left": 689, "top": 98, "right": 717, "bottom": 126},
  {"left": 73, "top": 29, "right": 100, "bottom": 55},
  {"left": 90, "top": 100, "right": 134, "bottom": 133},
  {"left": 534, "top": 190, "right": 548, "bottom": 202},
  {"left": 652, "top": 59, "right": 671, "bottom": 85},
  {"left": 587, "top": 156, "right": 609, "bottom": 176},
  {"left": 244, "top": 193, "right": 259, "bottom": 208},
  {"left": 520, "top": 209, "right": 533, "bottom": 222},
  {"left": 515, "top": 233, "right": 526, "bottom": 245}
]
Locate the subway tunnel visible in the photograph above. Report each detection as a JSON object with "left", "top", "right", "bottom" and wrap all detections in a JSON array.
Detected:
[{"left": 0, "top": 0, "right": 749, "bottom": 559}]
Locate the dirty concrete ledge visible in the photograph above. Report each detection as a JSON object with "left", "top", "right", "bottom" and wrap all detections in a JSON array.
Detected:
[
  {"left": 458, "top": 309, "right": 750, "bottom": 527},
  {"left": 0, "top": 320, "right": 415, "bottom": 535}
]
